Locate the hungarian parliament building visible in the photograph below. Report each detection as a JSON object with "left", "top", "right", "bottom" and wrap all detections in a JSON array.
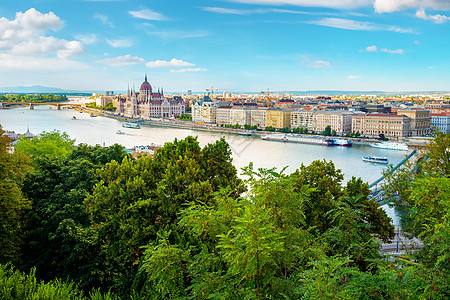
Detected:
[{"left": 116, "top": 75, "right": 185, "bottom": 118}]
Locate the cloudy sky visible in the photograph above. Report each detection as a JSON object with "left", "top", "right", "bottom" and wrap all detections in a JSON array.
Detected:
[{"left": 0, "top": 0, "right": 449, "bottom": 92}]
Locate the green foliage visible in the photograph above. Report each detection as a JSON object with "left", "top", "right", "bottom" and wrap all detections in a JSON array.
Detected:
[
  {"left": 15, "top": 130, "right": 75, "bottom": 163},
  {"left": 243, "top": 124, "right": 257, "bottom": 130},
  {"left": 177, "top": 113, "right": 191, "bottom": 121},
  {"left": 3, "top": 130, "right": 448, "bottom": 299},
  {"left": 322, "top": 125, "right": 332, "bottom": 136},
  {"left": 86, "top": 102, "right": 116, "bottom": 111},
  {"left": 0, "top": 126, "right": 32, "bottom": 264},
  {"left": 85, "top": 136, "right": 243, "bottom": 296},
  {"left": 0, "top": 94, "right": 67, "bottom": 103},
  {"left": 20, "top": 143, "right": 130, "bottom": 291},
  {"left": 265, "top": 126, "right": 276, "bottom": 132},
  {"left": 0, "top": 264, "right": 114, "bottom": 300},
  {"left": 419, "top": 131, "right": 450, "bottom": 177}
]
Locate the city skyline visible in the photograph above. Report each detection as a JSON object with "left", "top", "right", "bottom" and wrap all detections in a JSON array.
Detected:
[{"left": 0, "top": 0, "right": 449, "bottom": 92}]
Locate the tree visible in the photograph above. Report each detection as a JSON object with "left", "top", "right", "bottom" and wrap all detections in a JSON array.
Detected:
[
  {"left": 0, "top": 126, "right": 32, "bottom": 264},
  {"left": 322, "top": 125, "right": 332, "bottom": 136},
  {"left": 292, "top": 160, "right": 344, "bottom": 233},
  {"left": 20, "top": 143, "right": 130, "bottom": 291},
  {"left": 85, "top": 136, "right": 243, "bottom": 296},
  {"left": 15, "top": 130, "right": 75, "bottom": 163}
]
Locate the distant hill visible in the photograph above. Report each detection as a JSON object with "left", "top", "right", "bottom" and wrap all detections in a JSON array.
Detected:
[{"left": 0, "top": 85, "right": 102, "bottom": 94}]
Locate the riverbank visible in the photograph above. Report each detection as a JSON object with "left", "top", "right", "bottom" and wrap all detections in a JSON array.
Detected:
[{"left": 76, "top": 107, "right": 390, "bottom": 146}]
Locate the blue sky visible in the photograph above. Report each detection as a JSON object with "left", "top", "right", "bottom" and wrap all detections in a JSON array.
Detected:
[{"left": 0, "top": 0, "right": 449, "bottom": 92}]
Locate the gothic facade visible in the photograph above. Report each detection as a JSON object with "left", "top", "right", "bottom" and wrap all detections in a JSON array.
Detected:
[{"left": 117, "top": 75, "right": 185, "bottom": 119}]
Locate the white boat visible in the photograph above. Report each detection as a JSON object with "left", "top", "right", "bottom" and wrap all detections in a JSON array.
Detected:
[
  {"left": 362, "top": 155, "right": 389, "bottom": 164},
  {"left": 116, "top": 130, "right": 125, "bottom": 135},
  {"left": 72, "top": 116, "right": 76, "bottom": 120},
  {"left": 370, "top": 142, "right": 408, "bottom": 151},
  {"left": 332, "top": 138, "right": 352, "bottom": 147},
  {"left": 90, "top": 113, "right": 97, "bottom": 117},
  {"left": 262, "top": 134, "right": 334, "bottom": 146},
  {"left": 122, "top": 122, "right": 140, "bottom": 129},
  {"left": 238, "top": 131, "right": 253, "bottom": 136}
]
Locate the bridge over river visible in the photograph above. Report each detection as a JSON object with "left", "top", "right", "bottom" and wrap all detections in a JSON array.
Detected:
[
  {"left": 367, "top": 150, "right": 424, "bottom": 255},
  {"left": 0, "top": 102, "right": 81, "bottom": 110}
]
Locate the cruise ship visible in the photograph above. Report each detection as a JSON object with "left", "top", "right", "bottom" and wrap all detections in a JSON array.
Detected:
[
  {"left": 262, "top": 134, "right": 334, "bottom": 146},
  {"left": 370, "top": 142, "right": 408, "bottom": 151},
  {"left": 332, "top": 138, "right": 352, "bottom": 147},
  {"left": 122, "top": 122, "right": 141, "bottom": 129}
]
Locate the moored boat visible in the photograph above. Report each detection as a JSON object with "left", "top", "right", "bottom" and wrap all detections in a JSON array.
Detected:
[
  {"left": 90, "top": 113, "right": 97, "bottom": 117},
  {"left": 116, "top": 130, "right": 125, "bottom": 135},
  {"left": 72, "top": 116, "right": 76, "bottom": 120},
  {"left": 262, "top": 134, "right": 334, "bottom": 146},
  {"left": 122, "top": 122, "right": 141, "bottom": 129},
  {"left": 332, "top": 138, "right": 352, "bottom": 147},
  {"left": 362, "top": 155, "right": 388, "bottom": 164},
  {"left": 370, "top": 142, "right": 408, "bottom": 151},
  {"left": 238, "top": 131, "right": 253, "bottom": 136}
]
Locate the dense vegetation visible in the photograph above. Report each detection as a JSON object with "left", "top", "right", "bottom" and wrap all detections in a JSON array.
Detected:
[
  {"left": 177, "top": 113, "right": 192, "bottom": 121},
  {"left": 0, "top": 94, "right": 67, "bottom": 103},
  {"left": 0, "top": 124, "right": 448, "bottom": 299},
  {"left": 87, "top": 102, "right": 116, "bottom": 111}
]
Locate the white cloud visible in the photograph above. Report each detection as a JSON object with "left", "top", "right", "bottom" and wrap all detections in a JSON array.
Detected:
[
  {"left": 202, "top": 7, "right": 308, "bottom": 15},
  {"left": 227, "top": 0, "right": 450, "bottom": 14},
  {"left": 145, "top": 30, "right": 209, "bottom": 41},
  {"left": 227, "top": 0, "right": 370, "bottom": 9},
  {"left": 307, "top": 18, "right": 414, "bottom": 33},
  {"left": 129, "top": 9, "right": 168, "bottom": 21},
  {"left": 94, "top": 13, "right": 114, "bottom": 28},
  {"left": 57, "top": 41, "right": 86, "bottom": 58},
  {"left": 366, "top": 45, "right": 378, "bottom": 52},
  {"left": 303, "top": 60, "right": 331, "bottom": 68},
  {"left": 0, "top": 54, "right": 86, "bottom": 70},
  {"left": 146, "top": 58, "right": 195, "bottom": 68},
  {"left": 106, "top": 38, "right": 133, "bottom": 48},
  {"left": 0, "top": 8, "right": 86, "bottom": 69},
  {"left": 203, "top": 7, "right": 249, "bottom": 15},
  {"left": 14, "top": 8, "right": 63, "bottom": 33},
  {"left": 170, "top": 68, "right": 207, "bottom": 73},
  {"left": 374, "top": 0, "right": 450, "bottom": 13},
  {"left": 96, "top": 54, "right": 145, "bottom": 66},
  {"left": 381, "top": 48, "right": 404, "bottom": 54},
  {"left": 75, "top": 34, "right": 97, "bottom": 45},
  {"left": 416, "top": 8, "right": 450, "bottom": 23},
  {"left": 347, "top": 75, "right": 362, "bottom": 79}
]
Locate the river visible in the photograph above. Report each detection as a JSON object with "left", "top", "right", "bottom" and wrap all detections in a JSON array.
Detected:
[{"left": 1, "top": 104, "right": 408, "bottom": 223}]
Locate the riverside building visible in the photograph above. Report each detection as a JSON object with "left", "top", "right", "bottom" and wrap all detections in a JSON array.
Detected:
[
  {"left": 351, "top": 113, "right": 411, "bottom": 138},
  {"left": 430, "top": 112, "right": 450, "bottom": 134},
  {"left": 117, "top": 75, "right": 185, "bottom": 119}
]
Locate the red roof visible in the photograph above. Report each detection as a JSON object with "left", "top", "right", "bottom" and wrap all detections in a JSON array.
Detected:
[
  {"left": 367, "top": 113, "right": 407, "bottom": 118},
  {"left": 430, "top": 112, "right": 450, "bottom": 116}
]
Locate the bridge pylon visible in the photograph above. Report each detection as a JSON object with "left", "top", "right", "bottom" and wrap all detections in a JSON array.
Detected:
[{"left": 29, "top": 103, "right": 34, "bottom": 110}]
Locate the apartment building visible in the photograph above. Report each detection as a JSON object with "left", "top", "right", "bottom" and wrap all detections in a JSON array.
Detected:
[
  {"left": 192, "top": 98, "right": 218, "bottom": 124},
  {"left": 216, "top": 106, "right": 232, "bottom": 125},
  {"left": 230, "top": 107, "right": 252, "bottom": 126},
  {"left": 352, "top": 113, "right": 411, "bottom": 138},
  {"left": 397, "top": 109, "right": 432, "bottom": 136},
  {"left": 430, "top": 112, "right": 450, "bottom": 134},
  {"left": 266, "top": 108, "right": 292, "bottom": 129},
  {"left": 290, "top": 109, "right": 316, "bottom": 131},
  {"left": 313, "top": 111, "right": 354, "bottom": 134},
  {"left": 250, "top": 107, "right": 269, "bottom": 129}
]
